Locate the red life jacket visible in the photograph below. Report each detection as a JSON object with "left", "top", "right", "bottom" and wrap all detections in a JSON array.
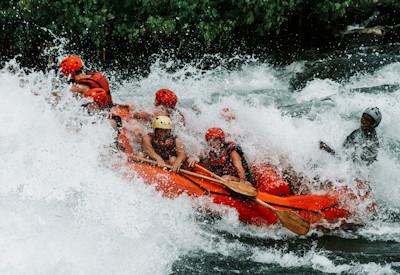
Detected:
[
  {"left": 149, "top": 133, "right": 177, "bottom": 160},
  {"left": 116, "top": 127, "right": 134, "bottom": 155},
  {"left": 203, "top": 142, "right": 253, "bottom": 182},
  {"left": 76, "top": 72, "right": 113, "bottom": 105}
]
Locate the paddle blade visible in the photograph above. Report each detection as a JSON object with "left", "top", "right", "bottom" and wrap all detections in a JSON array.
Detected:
[
  {"left": 275, "top": 209, "right": 310, "bottom": 235},
  {"left": 225, "top": 180, "right": 258, "bottom": 197},
  {"left": 255, "top": 198, "right": 310, "bottom": 235},
  {"left": 257, "top": 192, "right": 339, "bottom": 212}
]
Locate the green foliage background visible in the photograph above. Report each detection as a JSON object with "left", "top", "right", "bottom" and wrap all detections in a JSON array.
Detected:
[{"left": 0, "top": 0, "right": 373, "bottom": 67}]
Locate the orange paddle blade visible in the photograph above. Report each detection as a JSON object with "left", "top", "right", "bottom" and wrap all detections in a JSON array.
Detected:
[{"left": 256, "top": 192, "right": 339, "bottom": 212}]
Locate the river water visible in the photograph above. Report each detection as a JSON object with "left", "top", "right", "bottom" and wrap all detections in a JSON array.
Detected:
[{"left": 1, "top": 45, "right": 400, "bottom": 274}]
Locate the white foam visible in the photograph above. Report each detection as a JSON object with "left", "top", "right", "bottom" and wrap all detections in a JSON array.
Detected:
[
  {"left": 2, "top": 55, "right": 400, "bottom": 274},
  {"left": 251, "top": 247, "right": 396, "bottom": 274},
  {"left": 0, "top": 64, "right": 208, "bottom": 275}
]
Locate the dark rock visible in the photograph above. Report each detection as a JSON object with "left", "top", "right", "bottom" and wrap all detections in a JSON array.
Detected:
[
  {"left": 338, "top": 26, "right": 385, "bottom": 46},
  {"left": 290, "top": 45, "right": 400, "bottom": 90},
  {"left": 369, "top": 0, "right": 400, "bottom": 26}
]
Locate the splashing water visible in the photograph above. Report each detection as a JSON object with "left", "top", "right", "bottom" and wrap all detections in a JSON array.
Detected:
[{"left": 1, "top": 49, "right": 400, "bottom": 274}]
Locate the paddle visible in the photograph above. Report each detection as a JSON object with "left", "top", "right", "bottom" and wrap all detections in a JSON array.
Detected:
[
  {"left": 130, "top": 156, "right": 258, "bottom": 196},
  {"left": 255, "top": 199, "right": 310, "bottom": 235},
  {"left": 194, "top": 164, "right": 336, "bottom": 213},
  {"left": 129, "top": 156, "right": 334, "bottom": 211},
  {"left": 129, "top": 156, "right": 310, "bottom": 235},
  {"left": 256, "top": 192, "right": 337, "bottom": 212},
  {"left": 194, "top": 164, "right": 310, "bottom": 235},
  {"left": 194, "top": 164, "right": 258, "bottom": 195}
]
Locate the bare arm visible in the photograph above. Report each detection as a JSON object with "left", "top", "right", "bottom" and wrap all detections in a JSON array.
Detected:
[
  {"left": 143, "top": 134, "right": 165, "bottom": 165},
  {"left": 170, "top": 138, "right": 186, "bottom": 172},
  {"left": 132, "top": 111, "right": 153, "bottom": 121},
  {"left": 230, "top": 150, "right": 246, "bottom": 181},
  {"left": 70, "top": 83, "right": 89, "bottom": 96}
]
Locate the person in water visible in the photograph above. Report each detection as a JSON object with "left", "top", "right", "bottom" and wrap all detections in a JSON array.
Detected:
[
  {"left": 195, "top": 128, "right": 253, "bottom": 184},
  {"left": 59, "top": 55, "right": 113, "bottom": 107},
  {"left": 320, "top": 107, "right": 382, "bottom": 166},
  {"left": 143, "top": 116, "right": 186, "bottom": 172}
]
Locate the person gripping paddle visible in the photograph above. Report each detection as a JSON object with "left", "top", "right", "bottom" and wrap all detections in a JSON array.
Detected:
[{"left": 142, "top": 116, "right": 187, "bottom": 172}]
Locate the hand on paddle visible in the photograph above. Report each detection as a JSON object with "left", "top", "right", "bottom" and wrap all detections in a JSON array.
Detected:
[
  {"left": 130, "top": 156, "right": 311, "bottom": 235},
  {"left": 195, "top": 164, "right": 310, "bottom": 235},
  {"left": 186, "top": 157, "right": 197, "bottom": 168},
  {"left": 156, "top": 157, "right": 167, "bottom": 167},
  {"left": 171, "top": 159, "right": 183, "bottom": 172}
]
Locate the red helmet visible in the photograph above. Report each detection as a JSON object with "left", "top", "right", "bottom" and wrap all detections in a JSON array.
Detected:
[
  {"left": 205, "top": 128, "right": 225, "bottom": 141},
  {"left": 84, "top": 88, "right": 112, "bottom": 108},
  {"left": 155, "top": 89, "right": 178, "bottom": 108},
  {"left": 59, "top": 56, "right": 84, "bottom": 76}
]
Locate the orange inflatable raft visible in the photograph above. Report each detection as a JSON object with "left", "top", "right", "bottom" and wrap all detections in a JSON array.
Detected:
[{"left": 126, "top": 161, "right": 369, "bottom": 229}]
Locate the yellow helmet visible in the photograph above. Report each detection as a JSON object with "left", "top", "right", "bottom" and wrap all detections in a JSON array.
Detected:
[{"left": 152, "top": 116, "right": 173, "bottom": 130}]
